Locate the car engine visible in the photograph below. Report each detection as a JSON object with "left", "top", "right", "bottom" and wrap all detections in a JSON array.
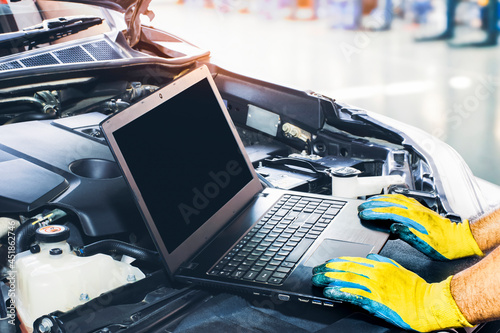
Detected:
[{"left": 0, "top": 62, "right": 453, "bottom": 332}]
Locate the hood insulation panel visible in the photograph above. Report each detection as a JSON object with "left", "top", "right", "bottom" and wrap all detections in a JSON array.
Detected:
[{"left": 0, "top": 39, "right": 124, "bottom": 72}]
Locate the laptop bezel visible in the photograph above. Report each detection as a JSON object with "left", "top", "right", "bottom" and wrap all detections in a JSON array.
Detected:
[{"left": 100, "top": 65, "right": 264, "bottom": 276}]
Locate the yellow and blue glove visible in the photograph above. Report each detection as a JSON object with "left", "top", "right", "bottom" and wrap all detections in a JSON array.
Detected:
[
  {"left": 358, "top": 194, "right": 483, "bottom": 260},
  {"left": 312, "top": 254, "right": 473, "bottom": 332}
]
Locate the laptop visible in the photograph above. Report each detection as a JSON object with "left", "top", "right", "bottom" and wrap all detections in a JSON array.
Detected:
[{"left": 100, "top": 65, "right": 389, "bottom": 305}]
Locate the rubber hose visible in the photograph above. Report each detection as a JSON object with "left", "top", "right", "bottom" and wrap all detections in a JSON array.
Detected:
[
  {"left": 15, "top": 219, "right": 39, "bottom": 254},
  {"left": 4, "top": 112, "right": 56, "bottom": 125},
  {"left": 76, "top": 240, "right": 159, "bottom": 264},
  {"left": 14, "top": 209, "right": 67, "bottom": 253},
  {"left": 0, "top": 97, "right": 45, "bottom": 114}
]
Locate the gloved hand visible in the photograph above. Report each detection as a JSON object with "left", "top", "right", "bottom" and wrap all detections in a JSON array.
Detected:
[
  {"left": 312, "top": 254, "right": 473, "bottom": 332},
  {"left": 358, "top": 194, "right": 483, "bottom": 260}
]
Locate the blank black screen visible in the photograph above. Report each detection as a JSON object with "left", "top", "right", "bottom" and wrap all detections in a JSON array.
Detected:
[{"left": 113, "top": 78, "right": 254, "bottom": 253}]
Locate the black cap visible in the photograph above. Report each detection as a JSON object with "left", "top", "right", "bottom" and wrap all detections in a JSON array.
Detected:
[
  {"left": 49, "top": 248, "right": 63, "bottom": 256},
  {"left": 30, "top": 244, "right": 41, "bottom": 254},
  {"left": 35, "top": 225, "right": 70, "bottom": 243}
]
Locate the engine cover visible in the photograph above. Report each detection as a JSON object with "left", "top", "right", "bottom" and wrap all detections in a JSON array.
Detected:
[{"left": 0, "top": 113, "right": 142, "bottom": 236}]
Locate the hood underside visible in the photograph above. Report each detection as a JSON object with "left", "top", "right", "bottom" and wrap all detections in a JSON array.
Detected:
[
  {"left": 13, "top": 0, "right": 156, "bottom": 47},
  {"left": 42, "top": 0, "right": 138, "bottom": 12}
]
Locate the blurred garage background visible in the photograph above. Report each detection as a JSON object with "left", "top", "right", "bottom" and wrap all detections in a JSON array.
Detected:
[{"left": 149, "top": 0, "right": 500, "bottom": 187}]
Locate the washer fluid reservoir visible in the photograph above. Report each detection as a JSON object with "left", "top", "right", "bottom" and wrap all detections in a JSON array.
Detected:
[
  {"left": 15, "top": 225, "right": 145, "bottom": 331},
  {"left": 328, "top": 167, "right": 405, "bottom": 198}
]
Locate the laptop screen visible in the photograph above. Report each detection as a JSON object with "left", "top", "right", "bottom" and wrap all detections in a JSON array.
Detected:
[{"left": 113, "top": 78, "right": 254, "bottom": 253}]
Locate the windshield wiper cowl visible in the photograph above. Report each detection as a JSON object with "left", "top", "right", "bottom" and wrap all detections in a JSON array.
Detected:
[{"left": 0, "top": 16, "right": 103, "bottom": 49}]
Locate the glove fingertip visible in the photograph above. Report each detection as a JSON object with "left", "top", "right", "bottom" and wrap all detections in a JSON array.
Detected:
[
  {"left": 311, "top": 273, "right": 331, "bottom": 287},
  {"left": 367, "top": 194, "right": 390, "bottom": 201},
  {"left": 323, "top": 286, "right": 373, "bottom": 310},
  {"left": 323, "top": 286, "right": 349, "bottom": 301},
  {"left": 312, "top": 266, "right": 322, "bottom": 275},
  {"left": 365, "top": 253, "right": 382, "bottom": 261},
  {"left": 358, "top": 209, "right": 379, "bottom": 220},
  {"left": 358, "top": 200, "right": 393, "bottom": 211}
]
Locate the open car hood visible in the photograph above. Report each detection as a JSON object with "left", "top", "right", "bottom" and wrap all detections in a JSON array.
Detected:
[{"left": 43, "top": 0, "right": 139, "bottom": 13}]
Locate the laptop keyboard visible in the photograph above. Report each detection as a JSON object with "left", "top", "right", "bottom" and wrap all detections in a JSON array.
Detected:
[{"left": 208, "top": 194, "right": 346, "bottom": 285}]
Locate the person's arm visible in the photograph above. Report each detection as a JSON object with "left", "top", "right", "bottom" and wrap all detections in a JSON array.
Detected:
[
  {"left": 451, "top": 245, "right": 500, "bottom": 324},
  {"left": 470, "top": 208, "right": 500, "bottom": 253}
]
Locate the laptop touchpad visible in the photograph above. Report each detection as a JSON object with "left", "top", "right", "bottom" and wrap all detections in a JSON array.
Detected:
[{"left": 304, "top": 239, "right": 374, "bottom": 267}]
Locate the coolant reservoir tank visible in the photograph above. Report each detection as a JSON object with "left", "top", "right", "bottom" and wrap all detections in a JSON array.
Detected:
[{"left": 15, "top": 225, "right": 145, "bottom": 331}]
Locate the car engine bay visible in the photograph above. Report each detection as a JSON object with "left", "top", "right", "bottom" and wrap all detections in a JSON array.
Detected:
[{"left": 0, "top": 61, "right": 465, "bottom": 332}]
